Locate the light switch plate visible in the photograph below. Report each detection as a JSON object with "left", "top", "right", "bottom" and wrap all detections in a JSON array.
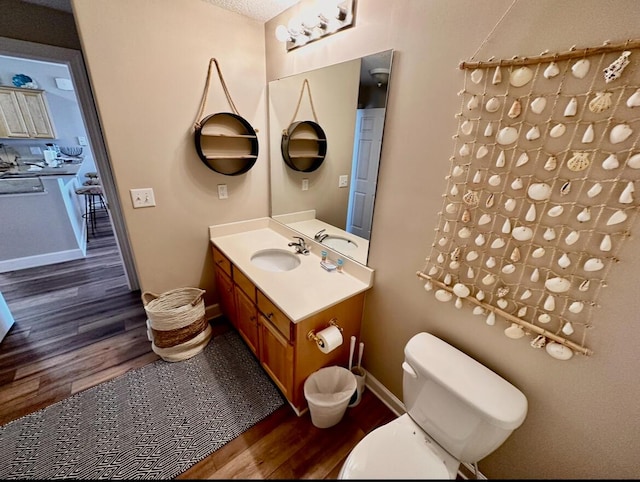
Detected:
[
  {"left": 217, "top": 184, "right": 228, "bottom": 199},
  {"left": 302, "top": 179, "right": 309, "bottom": 191},
  {"left": 339, "top": 175, "right": 349, "bottom": 188},
  {"left": 77, "top": 136, "right": 88, "bottom": 146},
  {"left": 130, "top": 188, "right": 156, "bottom": 208}
]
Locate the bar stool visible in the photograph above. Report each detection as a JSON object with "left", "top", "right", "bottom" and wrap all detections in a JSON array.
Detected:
[{"left": 75, "top": 184, "right": 107, "bottom": 238}]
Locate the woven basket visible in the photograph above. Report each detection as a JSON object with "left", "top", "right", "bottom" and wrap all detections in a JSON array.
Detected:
[{"left": 142, "top": 287, "right": 209, "bottom": 361}]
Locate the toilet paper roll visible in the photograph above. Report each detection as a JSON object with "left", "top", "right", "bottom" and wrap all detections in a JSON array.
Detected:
[{"left": 315, "top": 325, "right": 343, "bottom": 354}]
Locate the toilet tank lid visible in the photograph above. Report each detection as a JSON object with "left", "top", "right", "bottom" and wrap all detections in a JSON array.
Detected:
[{"left": 405, "top": 333, "right": 528, "bottom": 430}]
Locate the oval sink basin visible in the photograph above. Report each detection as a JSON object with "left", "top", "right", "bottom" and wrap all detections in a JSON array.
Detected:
[
  {"left": 250, "top": 249, "right": 301, "bottom": 272},
  {"left": 321, "top": 235, "right": 358, "bottom": 252}
]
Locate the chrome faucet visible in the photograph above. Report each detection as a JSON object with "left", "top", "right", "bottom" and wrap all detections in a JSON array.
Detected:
[
  {"left": 314, "top": 229, "right": 328, "bottom": 242},
  {"left": 288, "top": 236, "right": 310, "bottom": 255}
]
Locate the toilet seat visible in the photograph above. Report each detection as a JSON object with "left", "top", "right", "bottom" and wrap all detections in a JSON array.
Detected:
[{"left": 338, "top": 414, "right": 459, "bottom": 479}]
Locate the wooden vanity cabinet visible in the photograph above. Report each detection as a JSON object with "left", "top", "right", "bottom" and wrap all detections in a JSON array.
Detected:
[
  {"left": 212, "top": 245, "right": 365, "bottom": 413},
  {"left": 213, "top": 248, "right": 237, "bottom": 328}
]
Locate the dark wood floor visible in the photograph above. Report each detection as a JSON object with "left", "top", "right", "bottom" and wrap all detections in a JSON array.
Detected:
[{"left": 0, "top": 213, "right": 396, "bottom": 479}]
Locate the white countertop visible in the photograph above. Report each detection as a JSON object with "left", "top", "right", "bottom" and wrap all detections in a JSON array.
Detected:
[{"left": 209, "top": 217, "right": 374, "bottom": 323}]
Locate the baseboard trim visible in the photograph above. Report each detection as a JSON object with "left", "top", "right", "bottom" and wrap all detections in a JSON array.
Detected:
[
  {"left": 362, "top": 369, "right": 405, "bottom": 416},
  {"left": 0, "top": 248, "right": 86, "bottom": 273}
]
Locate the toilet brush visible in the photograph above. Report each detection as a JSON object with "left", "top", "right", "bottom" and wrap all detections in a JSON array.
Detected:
[
  {"left": 357, "top": 342, "right": 364, "bottom": 369},
  {"left": 348, "top": 336, "right": 356, "bottom": 371}
]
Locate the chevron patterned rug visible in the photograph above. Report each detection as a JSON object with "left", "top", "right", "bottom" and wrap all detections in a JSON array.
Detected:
[{"left": 0, "top": 329, "right": 285, "bottom": 479}]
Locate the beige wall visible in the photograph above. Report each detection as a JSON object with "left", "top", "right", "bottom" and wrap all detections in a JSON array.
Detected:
[
  {"left": 265, "top": 0, "right": 639, "bottom": 479},
  {"left": 72, "top": 0, "right": 269, "bottom": 305}
]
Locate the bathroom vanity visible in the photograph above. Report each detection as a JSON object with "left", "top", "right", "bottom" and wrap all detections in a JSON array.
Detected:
[{"left": 209, "top": 218, "right": 374, "bottom": 414}]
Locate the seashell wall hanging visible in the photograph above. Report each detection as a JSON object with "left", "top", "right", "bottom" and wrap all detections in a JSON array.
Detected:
[{"left": 419, "top": 38, "right": 640, "bottom": 361}]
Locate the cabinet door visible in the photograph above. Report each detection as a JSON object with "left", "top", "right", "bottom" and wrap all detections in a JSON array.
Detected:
[
  {"left": 0, "top": 89, "right": 30, "bottom": 138},
  {"left": 16, "top": 90, "right": 56, "bottom": 138},
  {"left": 235, "top": 287, "right": 259, "bottom": 356},
  {"left": 214, "top": 268, "right": 237, "bottom": 327},
  {"left": 259, "top": 314, "right": 294, "bottom": 399}
]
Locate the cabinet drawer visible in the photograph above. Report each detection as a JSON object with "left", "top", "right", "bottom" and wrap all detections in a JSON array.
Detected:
[
  {"left": 233, "top": 267, "right": 256, "bottom": 302},
  {"left": 257, "top": 291, "right": 292, "bottom": 342},
  {"left": 212, "top": 246, "right": 232, "bottom": 277}
]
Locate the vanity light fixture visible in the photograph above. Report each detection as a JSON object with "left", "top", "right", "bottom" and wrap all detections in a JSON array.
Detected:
[
  {"left": 275, "top": 0, "right": 356, "bottom": 52},
  {"left": 369, "top": 67, "right": 390, "bottom": 87}
]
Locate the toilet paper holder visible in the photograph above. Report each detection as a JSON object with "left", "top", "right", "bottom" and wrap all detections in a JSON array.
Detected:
[{"left": 307, "top": 318, "right": 342, "bottom": 348}]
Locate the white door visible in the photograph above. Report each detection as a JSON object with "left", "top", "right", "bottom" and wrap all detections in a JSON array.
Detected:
[{"left": 347, "top": 108, "right": 385, "bottom": 239}]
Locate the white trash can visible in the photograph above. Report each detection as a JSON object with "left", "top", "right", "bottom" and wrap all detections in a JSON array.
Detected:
[{"left": 304, "top": 366, "right": 357, "bottom": 428}]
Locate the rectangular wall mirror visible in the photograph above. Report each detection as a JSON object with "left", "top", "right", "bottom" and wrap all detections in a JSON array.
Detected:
[{"left": 268, "top": 49, "right": 394, "bottom": 266}]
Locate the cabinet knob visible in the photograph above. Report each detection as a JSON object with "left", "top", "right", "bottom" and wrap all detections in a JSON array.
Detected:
[{"left": 267, "top": 312, "right": 274, "bottom": 319}]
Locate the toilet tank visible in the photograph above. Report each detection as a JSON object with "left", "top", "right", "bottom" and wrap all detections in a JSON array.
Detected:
[{"left": 402, "top": 332, "right": 527, "bottom": 463}]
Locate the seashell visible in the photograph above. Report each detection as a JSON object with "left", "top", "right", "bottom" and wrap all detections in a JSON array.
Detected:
[
  {"left": 475, "top": 233, "right": 486, "bottom": 246},
  {"left": 511, "top": 177, "right": 523, "bottom": 190},
  {"left": 602, "top": 153, "right": 619, "bottom": 170},
  {"left": 485, "top": 311, "right": 496, "bottom": 326},
  {"left": 497, "top": 295, "right": 509, "bottom": 307},
  {"left": 569, "top": 301, "right": 584, "bottom": 314},
  {"left": 560, "top": 181, "right": 571, "bottom": 196},
  {"left": 557, "top": 253, "right": 571, "bottom": 269},
  {"left": 571, "top": 58, "right": 590, "bottom": 79},
  {"left": 510, "top": 66, "right": 533, "bottom": 87},
  {"left": 626, "top": 88, "right": 640, "bottom": 108},
  {"left": 530, "top": 96, "right": 547, "bottom": 114},
  {"left": 470, "top": 68, "right": 484, "bottom": 84},
  {"left": 424, "top": 281, "right": 433, "bottom": 291},
  {"left": 603, "top": 50, "right": 631, "bottom": 83},
  {"left": 458, "top": 226, "right": 472, "bottom": 238},
  {"left": 600, "top": 234, "right": 612, "bottom": 252},
  {"left": 466, "top": 250, "right": 479, "bottom": 261},
  {"left": 544, "top": 294, "right": 556, "bottom": 311},
  {"left": 543, "top": 227, "right": 556, "bottom": 241},
  {"left": 437, "top": 253, "right": 445, "bottom": 263},
  {"left": 531, "top": 335, "right": 547, "bottom": 349},
  {"left": 462, "top": 190, "right": 480, "bottom": 205},
  {"left": 444, "top": 273, "right": 452, "bottom": 285},
  {"left": 544, "top": 156, "right": 557, "bottom": 171},
  {"left": 453, "top": 283, "right": 471, "bottom": 298},
  {"left": 508, "top": 100, "right": 522, "bottom": 118},
  {"left": 538, "top": 313, "right": 551, "bottom": 324},
  {"left": 520, "top": 289, "right": 532, "bottom": 300},
  {"left": 510, "top": 247, "right": 521, "bottom": 262},
  {"left": 527, "top": 182, "right": 552, "bottom": 200},
  {"left": 512, "top": 226, "right": 533, "bottom": 241},
  {"left": 451, "top": 247, "right": 461, "bottom": 261},
  {"left": 549, "top": 123, "right": 566, "bottom": 138},
  {"left": 619, "top": 182, "right": 634, "bottom": 204},
  {"left": 496, "top": 126, "right": 519, "bottom": 145},
  {"left": 478, "top": 213, "right": 492, "bottom": 225},
  {"left": 428, "top": 266, "right": 438, "bottom": 276},
  {"left": 576, "top": 207, "right": 591, "bottom": 223},
  {"left": 476, "top": 145, "right": 489, "bottom": 159},
  {"left": 492, "top": 66, "right": 502, "bottom": 85},
  {"left": 547, "top": 205, "right": 564, "bottom": 217},
  {"left": 484, "top": 122, "right": 495, "bottom": 137},
  {"left": 438, "top": 236, "right": 448, "bottom": 246},
  {"left": 502, "top": 218, "right": 512, "bottom": 234},
  {"left": 461, "top": 209, "right": 472, "bottom": 223},
  {"left": 467, "top": 95, "right": 479, "bottom": 110},
  {"left": 581, "top": 123, "right": 595, "bottom": 143},
  {"left": 545, "top": 276, "right": 571, "bottom": 292},
  {"left": 449, "top": 184, "right": 459, "bottom": 196},
  {"left": 543, "top": 61, "right": 560, "bottom": 79},
  {"left": 566, "top": 151, "right": 590, "bottom": 171},
  {"left": 589, "top": 91, "right": 613, "bottom": 113},
  {"left": 564, "top": 97, "right": 578, "bottom": 117},
  {"left": 504, "top": 198, "right": 517, "bottom": 212},
  {"left": 473, "top": 306, "right": 485, "bottom": 315},
  {"left": 476, "top": 290, "right": 485, "bottom": 301},
  {"left": 532, "top": 247, "right": 546, "bottom": 258},
  {"left": 607, "top": 210, "right": 627, "bottom": 225},
  {"left": 579, "top": 279, "right": 590, "bottom": 292},
  {"left": 495, "top": 150, "right": 506, "bottom": 167},
  {"left": 502, "top": 264, "right": 516, "bottom": 274},
  {"left": 486, "top": 256, "right": 497, "bottom": 268},
  {"left": 455, "top": 297, "right": 463, "bottom": 309},
  {"left": 491, "top": 237, "right": 506, "bottom": 249},
  {"left": 610, "top": 123, "right": 633, "bottom": 144},
  {"left": 467, "top": 267, "right": 475, "bottom": 278},
  {"left": 482, "top": 273, "right": 496, "bottom": 285},
  {"left": 526, "top": 126, "right": 541, "bottom": 140},
  {"left": 485, "top": 193, "right": 495, "bottom": 208},
  {"left": 515, "top": 152, "right": 529, "bottom": 167},
  {"left": 459, "top": 143, "right": 471, "bottom": 156},
  {"left": 488, "top": 174, "right": 502, "bottom": 186},
  {"left": 460, "top": 119, "right": 474, "bottom": 135},
  {"left": 627, "top": 153, "right": 640, "bottom": 169},
  {"left": 435, "top": 289, "right": 453, "bottom": 302},
  {"left": 452, "top": 165, "right": 465, "bottom": 177},
  {"left": 472, "top": 170, "right": 483, "bottom": 183},
  {"left": 525, "top": 204, "right": 537, "bottom": 222},
  {"left": 445, "top": 203, "right": 457, "bottom": 214},
  {"left": 504, "top": 323, "right": 525, "bottom": 339},
  {"left": 565, "top": 230, "right": 580, "bottom": 245},
  {"left": 485, "top": 97, "right": 501, "bottom": 113},
  {"left": 587, "top": 182, "right": 602, "bottom": 198},
  {"left": 530, "top": 268, "right": 540, "bottom": 283},
  {"left": 517, "top": 306, "right": 527, "bottom": 318},
  {"left": 450, "top": 260, "right": 460, "bottom": 270},
  {"left": 584, "top": 258, "right": 604, "bottom": 272},
  {"left": 545, "top": 342, "right": 574, "bottom": 361}
]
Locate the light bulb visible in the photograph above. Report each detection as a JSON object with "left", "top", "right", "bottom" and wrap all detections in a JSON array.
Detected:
[{"left": 275, "top": 25, "right": 291, "bottom": 42}]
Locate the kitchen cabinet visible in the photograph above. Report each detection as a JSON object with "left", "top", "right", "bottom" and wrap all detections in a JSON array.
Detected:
[
  {"left": 0, "top": 86, "right": 56, "bottom": 139},
  {"left": 212, "top": 245, "right": 365, "bottom": 414}
]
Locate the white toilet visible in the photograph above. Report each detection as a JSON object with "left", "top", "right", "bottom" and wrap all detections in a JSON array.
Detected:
[{"left": 338, "top": 332, "right": 528, "bottom": 479}]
